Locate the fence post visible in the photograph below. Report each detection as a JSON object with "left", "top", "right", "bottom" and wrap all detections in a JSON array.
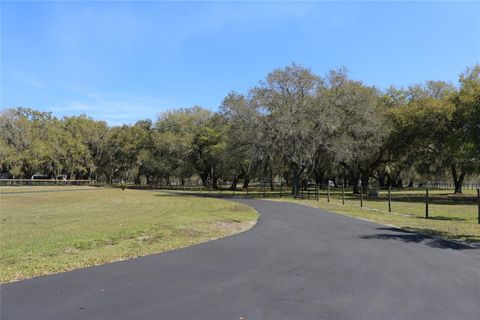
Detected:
[
  {"left": 263, "top": 181, "right": 266, "bottom": 198},
  {"left": 316, "top": 184, "right": 319, "bottom": 202},
  {"left": 342, "top": 184, "right": 345, "bottom": 205},
  {"left": 211, "top": 167, "right": 214, "bottom": 194},
  {"left": 280, "top": 182, "right": 283, "bottom": 198},
  {"left": 307, "top": 186, "right": 310, "bottom": 199},
  {"left": 388, "top": 187, "right": 392, "bottom": 213},
  {"left": 360, "top": 185, "right": 363, "bottom": 208},
  {"left": 327, "top": 184, "right": 330, "bottom": 203},
  {"left": 294, "top": 183, "right": 297, "bottom": 199},
  {"left": 246, "top": 185, "right": 249, "bottom": 197},
  {"left": 477, "top": 188, "right": 479, "bottom": 224},
  {"left": 425, "top": 188, "right": 429, "bottom": 219}
]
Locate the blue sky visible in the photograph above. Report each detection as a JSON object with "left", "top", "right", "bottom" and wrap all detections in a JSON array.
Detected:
[{"left": 1, "top": 1, "right": 479, "bottom": 126}]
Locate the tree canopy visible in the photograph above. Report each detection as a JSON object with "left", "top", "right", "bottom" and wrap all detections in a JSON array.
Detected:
[{"left": 1, "top": 64, "right": 479, "bottom": 193}]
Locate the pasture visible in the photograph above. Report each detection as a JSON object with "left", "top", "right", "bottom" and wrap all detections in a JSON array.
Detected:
[{"left": 0, "top": 187, "right": 258, "bottom": 282}]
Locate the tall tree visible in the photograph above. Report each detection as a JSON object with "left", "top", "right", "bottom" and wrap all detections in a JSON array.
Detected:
[
  {"left": 220, "top": 92, "right": 262, "bottom": 189},
  {"left": 252, "top": 63, "right": 322, "bottom": 196},
  {"left": 447, "top": 66, "right": 480, "bottom": 192}
]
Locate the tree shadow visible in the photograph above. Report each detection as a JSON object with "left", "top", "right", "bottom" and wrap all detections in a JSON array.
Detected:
[
  {"left": 151, "top": 190, "right": 294, "bottom": 200},
  {"left": 360, "top": 227, "right": 479, "bottom": 250},
  {"left": 152, "top": 191, "right": 255, "bottom": 199},
  {"left": 424, "top": 216, "right": 466, "bottom": 221}
]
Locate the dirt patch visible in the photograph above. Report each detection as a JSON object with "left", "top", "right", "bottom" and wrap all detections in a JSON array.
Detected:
[
  {"left": 216, "top": 220, "right": 257, "bottom": 235},
  {"left": 227, "top": 205, "right": 253, "bottom": 212},
  {"left": 137, "top": 235, "right": 154, "bottom": 242}
]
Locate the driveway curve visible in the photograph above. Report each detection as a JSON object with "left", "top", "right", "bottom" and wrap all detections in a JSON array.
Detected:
[{"left": 1, "top": 198, "right": 479, "bottom": 320}]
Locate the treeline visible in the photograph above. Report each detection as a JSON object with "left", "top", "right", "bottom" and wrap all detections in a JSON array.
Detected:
[{"left": 1, "top": 64, "right": 479, "bottom": 194}]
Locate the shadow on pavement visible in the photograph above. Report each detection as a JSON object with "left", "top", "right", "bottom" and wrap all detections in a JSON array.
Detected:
[{"left": 360, "top": 227, "right": 479, "bottom": 250}]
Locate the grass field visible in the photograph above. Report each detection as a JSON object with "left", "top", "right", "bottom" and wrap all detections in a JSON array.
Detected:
[
  {"left": 0, "top": 187, "right": 258, "bottom": 283},
  {"left": 179, "top": 187, "right": 480, "bottom": 244}
]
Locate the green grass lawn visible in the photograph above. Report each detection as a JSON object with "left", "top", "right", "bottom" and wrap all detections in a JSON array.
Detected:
[
  {"left": 0, "top": 187, "right": 258, "bottom": 283},
  {"left": 180, "top": 187, "right": 480, "bottom": 244}
]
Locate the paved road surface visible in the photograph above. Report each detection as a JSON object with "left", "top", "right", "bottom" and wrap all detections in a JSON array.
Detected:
[{"left": 2, "top": 198, "right": 479, "bottom": 320}]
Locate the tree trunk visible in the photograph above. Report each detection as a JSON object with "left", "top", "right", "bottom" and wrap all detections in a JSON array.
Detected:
[
  {"left": 395, "top": 179, "right": 404, "bottom": 188},
  {"left": 292, "top": 172, "right": 303, "bottom": 197},
  {"left": 135, "top": 173, "right": 141, "bottom": 185},
  {"left": 230, "top": 175, "right": 239, "bottom": 191},
  {"left": 361, "top": 174, "right": 369, "bottom": 192},
  {"left": 352, "top": 183, "right": 360, "bottom": 194},
  {"left": 378, "top": 173, "right": 386, "bottom": 188},
  {"left": 282, "top": 171, "right": 291, "bottom": 187},
  {"left": 386, "top": 176, "right": 393, "bottom": 188},
  {"left": 451, "top": 164, "right": 466, "bottom": 194},
  {"left": 351, "top": 171, "right": 361, "bottom": 194},
  {"left": 269, "top": 166, "right": 274, "bottom": 191},
  {"left": 454, "top": 174, "right": 465, "bottom": 194},
  {"left": 200, "top": 171, "right": 209, "bottom": 187},
  {"left": 243, "top": 176, "right": 250, "bottom": 189},
  {"left": 314, "top": 169, "right": 325, "bottom": 186},
  {"left": 301, "top": 178, "right": 308, "bottom": 191}
]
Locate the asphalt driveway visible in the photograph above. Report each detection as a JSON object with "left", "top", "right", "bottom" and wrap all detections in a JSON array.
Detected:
[{"left": 1, "top": 198, "right": 479, "bottom": 320}]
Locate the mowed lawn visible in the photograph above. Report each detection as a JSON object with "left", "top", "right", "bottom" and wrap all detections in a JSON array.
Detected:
[{"left": 0, "top": 187, "right": 258, "bottom": 282}]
